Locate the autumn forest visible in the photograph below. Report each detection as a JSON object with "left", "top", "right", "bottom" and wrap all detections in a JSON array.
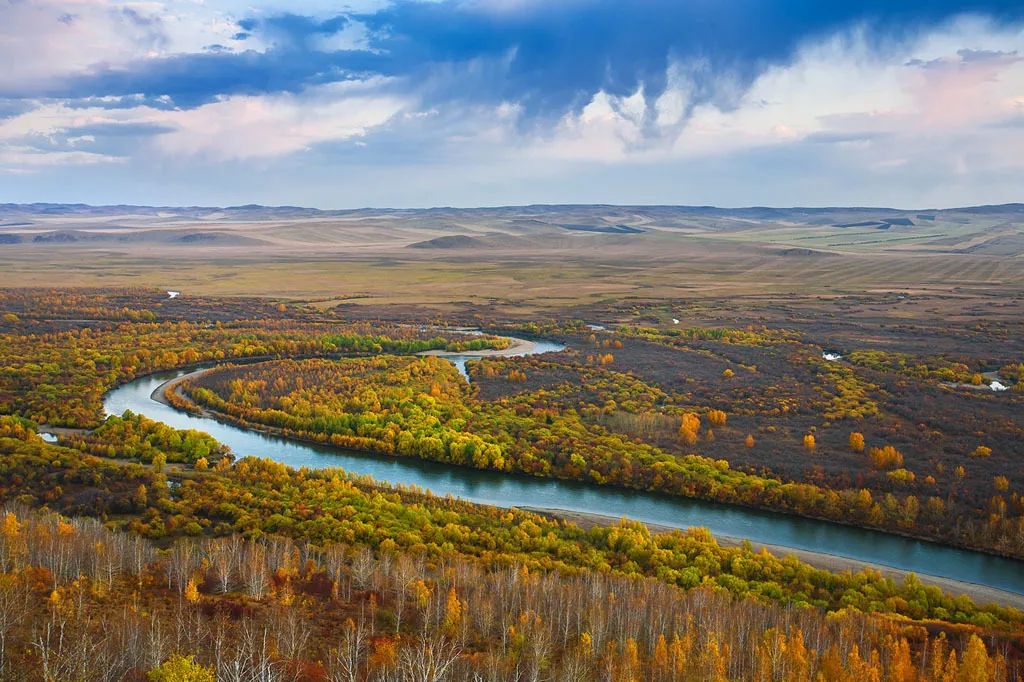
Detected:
[{"left": 1, "top": 287, "right": 1023, "bottom": 680}]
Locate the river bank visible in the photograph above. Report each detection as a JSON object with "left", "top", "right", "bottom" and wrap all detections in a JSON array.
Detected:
[
  {"left": 104, "top": 344, "right": 1024, "bottom": 599},
  {"left": 419, "top": 335, "right": 537, "bottom": 358},
  {"left": 149, "top": 367, "right": 1024, "bottom": 608},
  {"left": 519, "top": 506, "right": 1024, "bottom": 610}
]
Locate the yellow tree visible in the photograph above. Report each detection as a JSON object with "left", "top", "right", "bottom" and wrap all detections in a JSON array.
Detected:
[
  {"left": 702, "top": 635, "right": 730, "bottom": 682},
  {"left": 884, "top": 636, "right": 915, "bottom": 682},
  {"left": 184, "top": 578, "right": 200, "bottom": 604},
  {"left": 957, "top": 635, "right": 994, "bottom": 682},
  {"left": 679, "top": 413, "right": 700, "bottom": 446},
  {"left": 621, "top": 637, "right": 640, "bottom": 681},
  {"left": 442, "top": 586, "right": 463, "bottom": 636},
  {"left": 784, "top": 629, "right": 812, "bottom": 682},
  {"left": 147, "top": 655, "right": 215, "bottom": 682},
  {"left": 652, "top": 634, "right": 669, "bottom": 675}
]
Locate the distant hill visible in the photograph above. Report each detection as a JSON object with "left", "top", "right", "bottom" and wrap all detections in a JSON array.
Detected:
[
  {"left": 408, "top": 235, "right": 485, "bottom": 249},
  {"left": 2, "top": 201, "right": 1022, "bottom": 220},
  {"left": 2, "top": 201, "right": 1022, "bottom": 257}
]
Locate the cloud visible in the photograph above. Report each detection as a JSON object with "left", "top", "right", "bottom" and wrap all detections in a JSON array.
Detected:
[
  {"left": 908, "top": 47, "right": 1021, "bottom": 68},
  {"left": 0, "top": 1, "right": 248, "bottom": 96},
  {"left": 0, "top": 146, "right": 125, "bottom": 171},
  {"left": 8, "top": 1, "right": 1022, "bottom": 113},
  {"left": 1, "top": 1, "right": 1023, "bottom": 204},
  {"left": 0, "top": 78, "right": 408, "bottom": 167},
  {"left": 473, "top": 15, "right": 1024, "bottom": 170},
  {"left": 151, "top": 81, "right": 408, "bottom": 160},
  {"left": 236, "top": 12, "right": 349, "bottom": 49}
]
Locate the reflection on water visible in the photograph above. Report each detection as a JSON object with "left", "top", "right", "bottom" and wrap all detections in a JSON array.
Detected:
[{"left": 104, "top": 351, "right": 1024, "bottom": 595}]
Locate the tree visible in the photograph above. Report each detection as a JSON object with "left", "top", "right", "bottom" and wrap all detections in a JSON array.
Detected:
[
  {"left": 679, "top": 413, "right": 700, "bottom": 446},
  {"left": 803, "top": 434, "right": 816, "bottom": 451},
  {"left": 849, "top": 432, "right": 865, "bottom": 452},
  {"left": 134, "top": 484, "right": 149, "bottom": 509},
  {"left": 957, "top": 635, "right": 991, "bottom": 682},
  {"left": 745, "top": 434, "right": 755, "bottom": 449},
  {"left": 184, "top": 578, "right": 200, "bottom": 604},
  {"left": 396, "top": 635, "right": 460, "bottom": 682},
  {"left": 0, "top": 576, "right": 29, "bottom": 678},
  {"left": 327, "top": 618, "right": 367, "bottom": 682},
  {"left": 868, "top": 445, "right": 903, "bottom": 470},
  {"left": 147, "top": 655, "right": 215, "bottom": 682},
  {"left": 442, "top": 586, "right": 463, "bottom": 636}
]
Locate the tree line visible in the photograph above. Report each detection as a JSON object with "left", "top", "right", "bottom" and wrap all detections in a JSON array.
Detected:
[{"left": 1, "top": 503, "right": 1019, "bottom": 681}]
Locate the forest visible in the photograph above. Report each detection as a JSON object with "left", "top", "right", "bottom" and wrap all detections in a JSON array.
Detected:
[
  {"left": 2, "top": 503, "right": 1017, "bottom": 681},
  {"left": 1, "top": 288, "right": 1023, "bottom": 680},
  {"left": 7, "top": 417, "right": 1021, "bottom": 627},
  {"left": 176, "top": 344, "right": 1024, "bottom": 560}
]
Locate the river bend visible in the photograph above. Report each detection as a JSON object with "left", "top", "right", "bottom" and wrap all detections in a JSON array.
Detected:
[{"left": 102, "top": 339, "right": 1024, "bottom": 596}]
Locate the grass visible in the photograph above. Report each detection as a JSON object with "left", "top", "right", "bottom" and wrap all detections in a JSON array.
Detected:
[
  {"left": 3, "top": 248, "right": 1022, "bottom": 307},
  {"left": 2, "top": 206, "right": 1023, "bottom": 309}
]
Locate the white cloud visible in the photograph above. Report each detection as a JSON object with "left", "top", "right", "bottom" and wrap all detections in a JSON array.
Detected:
[
  {"left": 0, "top": 0, "right": 248, "bottom": 94},
  {"left": 152, "top": 81, "right": 409, "bottom": 160},
  {"left": 0, "top": 79, "right": 409, "bottom": 167},
  {"left": 472, "top": 15, "right": 1024, "bottom": 177},
  {"left": 0, "top": 145, "right": 124, "bottom": 169},
  {"left": 1, "top": 6, "right": 1022, "bottom": 204}
]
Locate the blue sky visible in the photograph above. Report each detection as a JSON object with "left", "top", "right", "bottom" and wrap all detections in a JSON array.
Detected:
[{"left": 1, "top": 0, "right": 1023, "bottom": 208}]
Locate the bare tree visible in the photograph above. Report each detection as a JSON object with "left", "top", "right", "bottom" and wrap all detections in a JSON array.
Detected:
[
  {"left": 32, "top": 612, "right": 106, "bottom": 682},
  {"left": 325, "top": 617, "right": 368, "bottom": 682},
  {"left": 323, "top": 543, "right": 349, "bottom": 601},
  {"left": 204, "top": 536, "right": 242, "bottom": 594},
  {"left": 350, "top": 546, "right": 375, "bottom": 591},
  {"left": 396, "top": 633, "right": 461, "bottom": 682},
  {"left": 0, "top": 577, "right": 29, "bottom": 679},
  {"left": 166, "top": 539, "right": 199, "bottom": 595},
  {"left": 241, "top": 540, "right": 269, "bottom": 600},
  {"left": 270, "top": 603, "right": 311, "bottom": 663},
  {"left": 391, "top": 554, "right": 419, "bottom": 634},
  {"left": 218, "top": 618, "right": 283, "bottom": 682}
]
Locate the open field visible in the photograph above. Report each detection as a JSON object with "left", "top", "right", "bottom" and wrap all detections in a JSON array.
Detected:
[{"left": 1, "top": 204, "right": 1022, "bottom": 309}]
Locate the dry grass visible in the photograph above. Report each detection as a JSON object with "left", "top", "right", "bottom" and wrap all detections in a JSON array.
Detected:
[{"left": 2, "top": 205, "right": 1021, "bottom": 306}]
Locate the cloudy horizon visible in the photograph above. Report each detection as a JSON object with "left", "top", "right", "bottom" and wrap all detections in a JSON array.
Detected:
[{"left": 2, "top": 0, "right": 1023, "bottom": 209}]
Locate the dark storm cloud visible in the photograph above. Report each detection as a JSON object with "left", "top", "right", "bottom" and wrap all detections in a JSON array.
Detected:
[{"left": 11, "top": 1, "right": 1024, "bottom": 119}]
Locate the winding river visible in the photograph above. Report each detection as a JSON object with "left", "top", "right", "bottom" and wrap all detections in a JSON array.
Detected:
[{"left": 102, "top": 338, "right": 1024, "bottom": 596}]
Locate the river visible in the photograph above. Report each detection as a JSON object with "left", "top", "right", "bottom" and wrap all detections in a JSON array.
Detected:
[{"left": 102, "top": 339, "right": 1024, "bottom": 596}]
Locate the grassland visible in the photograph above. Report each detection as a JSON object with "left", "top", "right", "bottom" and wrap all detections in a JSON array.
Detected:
[{"left": 1, "top": 203, "right": 1022, "bottom": 310}]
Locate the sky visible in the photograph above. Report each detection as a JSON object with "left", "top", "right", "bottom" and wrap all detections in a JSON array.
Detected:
[{"left": 1, "top": 0, "right": 1023, "bottom": 209}]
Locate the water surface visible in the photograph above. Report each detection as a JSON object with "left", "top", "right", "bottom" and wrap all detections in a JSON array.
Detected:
[{"left": 103, "top": 348, "right": 1024, "bottom": 595}]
